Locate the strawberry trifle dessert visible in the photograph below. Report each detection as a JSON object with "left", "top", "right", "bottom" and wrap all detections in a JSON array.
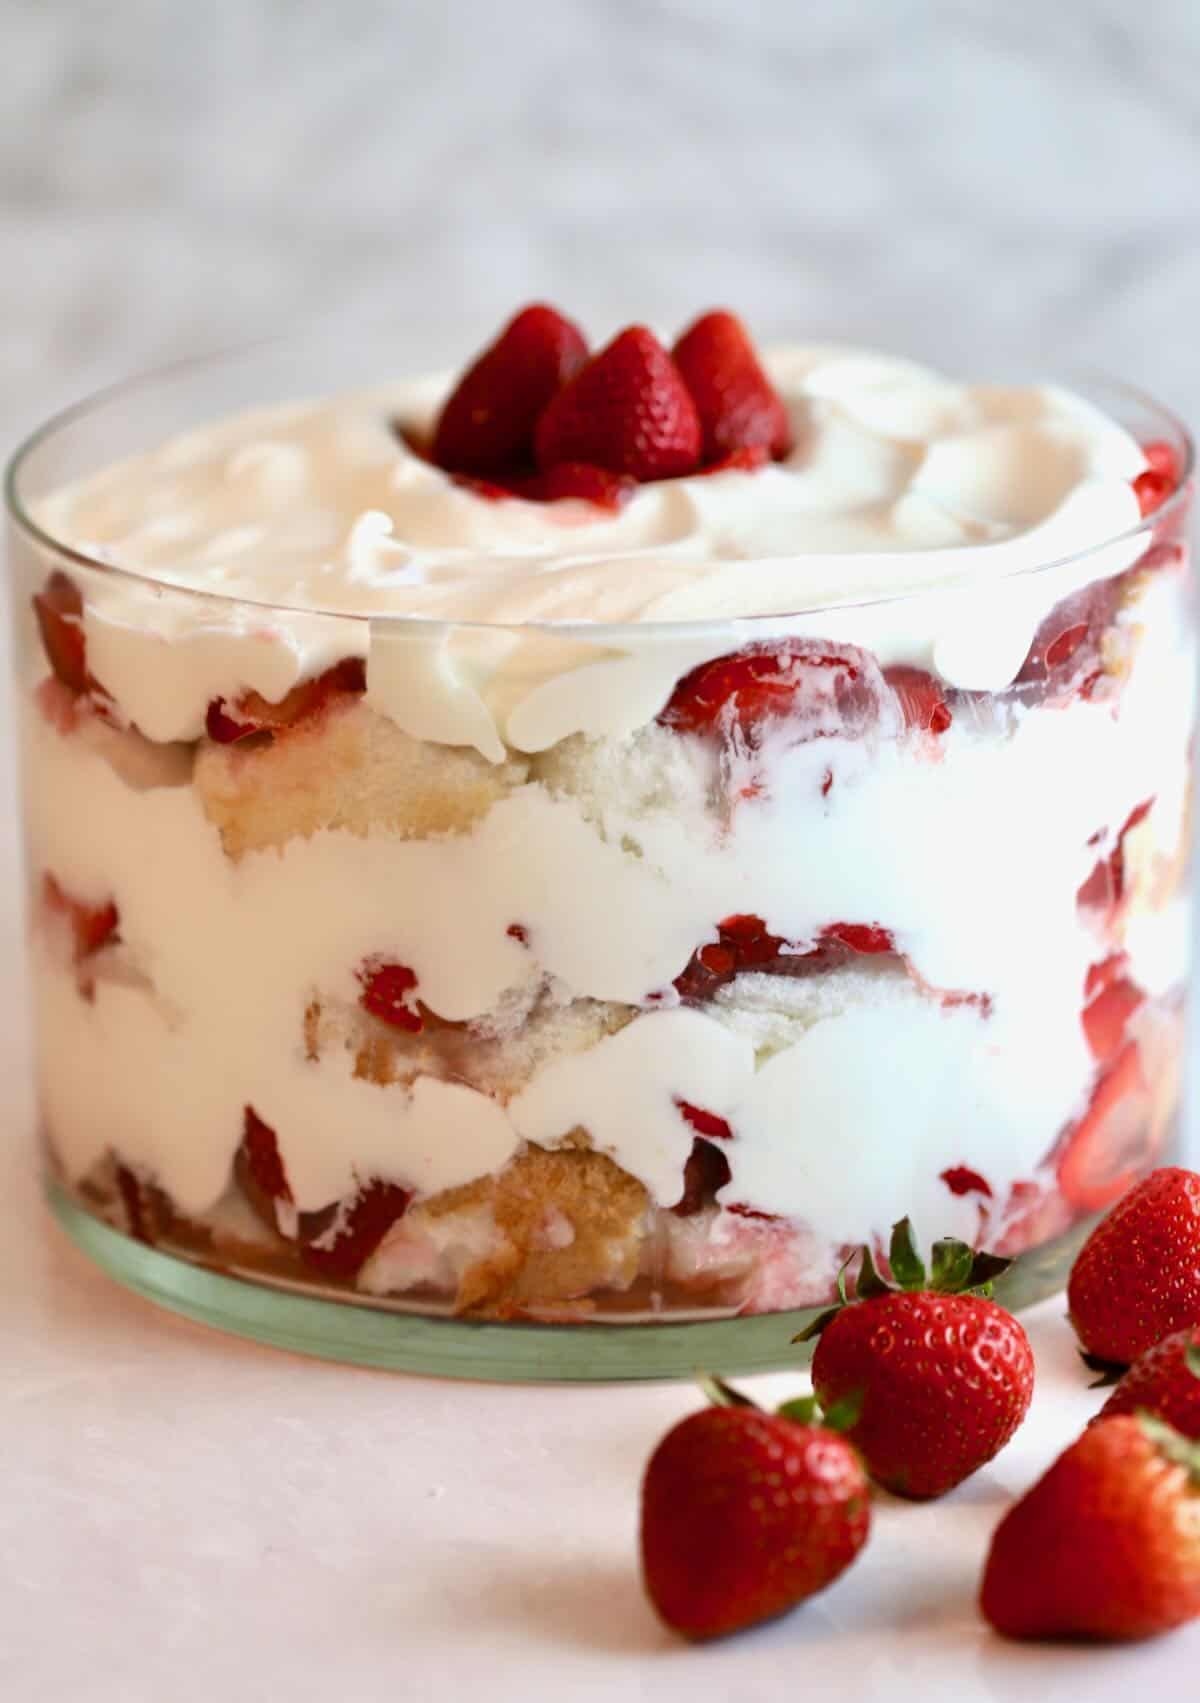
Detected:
[{"left": 9, "top": 306, "right": 1194, "bottom": 1346}]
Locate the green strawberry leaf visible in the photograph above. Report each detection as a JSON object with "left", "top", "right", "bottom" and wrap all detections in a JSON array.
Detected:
[
  {"left": 966, "top": 1250, "right": 1013, "bottom": 1289},
  {"left": 1186, "top": 1341, "right": 1200, "bottom": 1381},
  {"left": 888, "top": 1218, "right": 927, "bottom": 1290},
  {"left": 793, "top": 1307, "right": 840, "bottom": 1344},
  {"left": 776, "top": 1394, "right": 821, "bottom": 1425},
  {"left": 930, "top": 1237, "right": 975, "bottom": 1293},
  {"left": 698, "top": 1374, "right": 758, "bottom": 1410},
  {"left": 856, "top": 1244, "right": 890, "bottom": 1299},
  {"left": 822, "top": 1388, "right": 864, "bottom": 1433}
]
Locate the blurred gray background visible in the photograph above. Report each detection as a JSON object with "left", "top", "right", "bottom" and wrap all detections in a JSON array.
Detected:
[{"left": 5, "top": 0, "right": 1200, "bottom": 456}]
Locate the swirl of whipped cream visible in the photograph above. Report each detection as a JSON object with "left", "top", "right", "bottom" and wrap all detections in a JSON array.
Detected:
[{"left": 30, "top": 347, "right": 1152, "bottom": 756}]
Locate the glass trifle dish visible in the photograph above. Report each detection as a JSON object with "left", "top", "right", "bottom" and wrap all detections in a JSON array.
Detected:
[{"left": 7, "top": 307, "right": 1194, "bottom": 1379}]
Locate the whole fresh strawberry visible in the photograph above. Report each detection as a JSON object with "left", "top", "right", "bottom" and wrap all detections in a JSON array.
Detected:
[
  {"left": 1068, "top": 1166, "right": 1200, "bottom": 1367},
  {"left": 640, "top": 1379, "right": 869, "bottom": 1640},
  {"left": 1099, "top": 1329, "right": 1200, "bottom": 1437},
  {"left": 672, "top": 309, "right": 792, "bottom": 462},
  {"left": 981, "top": 1414, "right": 1200, "bottom": 1640},
  {"left": 431, "top": 303, "right": 587, "bottom": 475},
  {"left": 798, "top": 1220, "right": 1034, "bottom": 1499},
  {"left": 534, "top": 325, "right": 701, "bottom": 482}
]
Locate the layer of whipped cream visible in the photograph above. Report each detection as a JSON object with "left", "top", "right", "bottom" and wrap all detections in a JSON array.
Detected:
[
  {"left": 26, "top": 349, "right": 1156, "bottom": 757},
  {"left": 27, "top": 560, "right": 1193, "bottom": 1245}
]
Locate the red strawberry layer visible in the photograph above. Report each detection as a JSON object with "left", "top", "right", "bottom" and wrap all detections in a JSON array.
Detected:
[
  {"left": 32, "top": 572, "right": 114, "bottom": 711},
  {"left": 672, "top": 913, "right": 895, "bottom": 1002},
  {"left": 1057, "top": 1042, "right": 1153, "bottom": 1212},
  {"left": 1133, "top": 438, "right": 1183, "bottom": 517},
  {"left": 43, "top": 872, "right": 119, "bottom": 1007},
  {"left": 234, "top": 1106, "right": 410, "bottom": 1279},
  {"left": 206, "top": 657, "right": 366, "bottom": 744},
  {"left": 658, "top": 641, "right": 882, "bottom": 742},
  {"left": 357, "top": 959, "right": 424, "bottom": 1033}
]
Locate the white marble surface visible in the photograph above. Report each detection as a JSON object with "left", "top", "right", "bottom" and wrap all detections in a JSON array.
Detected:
[{"left": 4, "top": 3, "right": 1200, "bottom": 1696}]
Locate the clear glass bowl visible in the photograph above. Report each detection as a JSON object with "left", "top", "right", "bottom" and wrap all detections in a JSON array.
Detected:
[{"left": 6, "top": 344, "right": 1195, "bottom": 1379}]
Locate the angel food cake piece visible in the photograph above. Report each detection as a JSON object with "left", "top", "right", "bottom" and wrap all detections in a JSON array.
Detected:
[{"left": 18, "top": 305, "right": 1194, "bottom": 1319}]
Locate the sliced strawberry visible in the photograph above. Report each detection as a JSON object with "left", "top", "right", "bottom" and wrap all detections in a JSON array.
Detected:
[
  {"left": 659, "top": 641, "right": 877, "bottom": 740},
  {"left": 32, "top": 572, "right": 89, "bottom": 695},
  {"left": 1058, "top": 1043, "right": 1152, "bottom": 1212},
  {"left": 822, "top": 922, "right": 893, "bottom": 955},
  {"left": 883, "top": 665, "right": 952, "bottom": 736},
  {"left": 242, "top": 1105, "right": 292, "bottom": 1203},
  {"left": 1082, "top": 960, "right": 1146, "bottom": 1064},
  {"left": 1131, "top": 439, "right": 1182, "bottom": 516},
  {"left": 431, "top": 304, "right": 587, "bottom": 476},
  {"left": 673, "top": 1137, "right": 733, "bottom": 1217},
  {"left": 1084, "top": 953, "right": 1126, "bottom": 1001},
  {"left": 995, "top": 1178, "right": 1074, "bottom": 1258},
  {"left": 1134, "top": 469, "right": 1174, "bottom": 517},
  {"left": 534, "top": 326, "right": 701, "bottom": 482},
  {"left": 114, "top": 1164, "right": 167, "bottom": 1246},
  {"left": 1043, "top": 624, "right": 1089, "bottom": 669},
  {"left": 206, "top": 656, "right": 366, "bottom": 744},
  {"left": 1016, "top": 575, "right": 1124, "bottom": 700},
  {"left": 357, "top": 959, "right": 423, "bottom": 1033},
  {"left": 298, "top": 1180, "right": 411, "bottom": 1279},
  {"left": 1132, "top": 440, "right": 1181, "bottom": 518},
  {"left": 726, "top": 1201, "right": 782, "bottom": 1224},
  {"left": 676, "top": 1100, "right": 733, "bottom": 1142},
  {"left": 673, "top": 914, "right": 897, "bottom": 1001},
  {"left": 671, "top": 309, "right": 792, "bottom": 464},
  {"left": 673, "top": 913, "right": 787, "bottom": 1000},
  {"left": 1139, "top": 539, "right": 1186, "bottom": 574},
  {"left": 234, "top": 1106, "right": 293, "bottom": 1232},
  {"left": 1109, "top": 798, "right": 1153, "bottom": 903},
  {"left": 1076, "top": 799, "right": 1154, "bottom": 929},
  {"left": 940, "top": 1165, "right": 993, "bottom": 1198},
  {"left": 234, "top": 1105, "right": 408, "bottom": 1276},
  {"left": 43, "top": 872, "right": 119, "bottom": 962},
  {"left": 1144, "top": 439, "right": 1181, "bottom": 481}
]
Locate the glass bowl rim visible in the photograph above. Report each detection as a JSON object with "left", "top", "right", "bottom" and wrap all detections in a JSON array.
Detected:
[{"left": 4, "top": 339, "right": 1194, "bottom": 637}]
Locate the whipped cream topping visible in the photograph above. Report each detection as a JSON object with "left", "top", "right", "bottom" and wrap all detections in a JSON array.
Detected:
[{"left": 28, "top": 349, "right": 1154, "bottom": 758}]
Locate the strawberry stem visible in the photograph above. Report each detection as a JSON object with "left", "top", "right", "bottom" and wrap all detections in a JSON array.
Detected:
[{"left": 793, "top": 1222, "right": 1013, "bottom": 1342}]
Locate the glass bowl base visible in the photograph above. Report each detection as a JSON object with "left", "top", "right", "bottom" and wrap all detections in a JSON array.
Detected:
[{"left": 48, "top": 1179, "right": 1096, "bottom": 1383}]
